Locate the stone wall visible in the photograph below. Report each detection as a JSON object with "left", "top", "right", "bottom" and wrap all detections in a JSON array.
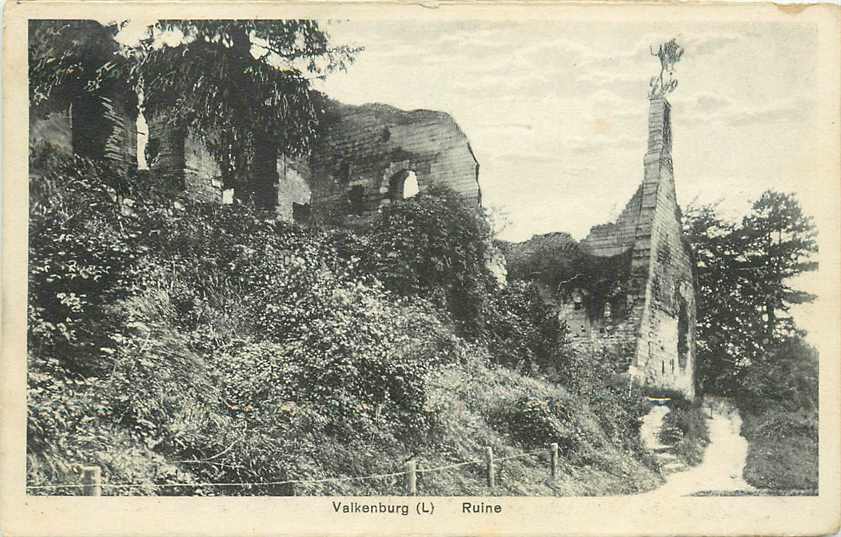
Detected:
[
  {"left": 308, "top": 100, "right": 481, "bottom": 221},
  {"left": 101, "top": 95, "right": 138, "bottom": 171},
  {"left": 145, "top": 99, "right": 481, "bottom": 221},
  {"left": 532, "top": 97, "right": 696, "bottom": 399},
  {"left": 629, "top": 99, "right": 696, "bottom": 397},
  {"left": 146, "top": 117, "right": 224, "bottom": 202},
  {"left": 30, "top": 92, "right": 137, "bottom": 172},
  {"left": 276, "top": 154, "right": 312, "bottom": 222}
]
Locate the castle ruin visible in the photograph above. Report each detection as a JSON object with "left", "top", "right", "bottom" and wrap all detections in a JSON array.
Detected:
[
  {"left": 28, "top": 25, "right": 696, "bottom": 398},
  {"left": 144, "top": 97, "right": 481, "bottom": 223},
  {"left": 578, "top": 96, "right": 696, "bottom": 398},
  {"left": 505, "top": 95, "right": 697, "bottom": 399}
]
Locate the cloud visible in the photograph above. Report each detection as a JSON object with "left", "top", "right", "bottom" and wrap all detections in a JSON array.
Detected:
[
  {"left": 491, "top": 151, "right": 566, "bottom": 164},
  {"left": 450, "top": 70, "right": 553, "bottom": 96},
  {"left": 682, "top": 33, "right": 743, "bottom": 57},
  {"left": 680, "top": 93, "right": 812, "bottom": 127},
  {"left": 691, "top": 92, "right": 732, "bottom": 113},
  {"left": 725, "top": 97, "right": 813, "bottom": 126},
  {"left": 566, "top": 133, "right": 639, "bottom": 155}
]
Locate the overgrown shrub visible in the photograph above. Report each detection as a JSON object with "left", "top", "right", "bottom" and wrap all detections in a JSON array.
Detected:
[
  {"left": 28, "top": 152, "right": 149, "bottom": 375},
  {"left": 27, "top": 150, "right": 467, "bottom": 493},
  {"left": 739, "top": 337, "right": 818, "bottom": 415},
  {"left": 741, "top": 409, "right": 818, "bottom": 490},
  {"left": 483, "top": 280, "right": 561, "bottom": 372},
  {"left": 492, "top": 395, "right": 599, "bottom": 456},
  {"left": 734, "top": 337, "right": 818, "bottom": 492},
  {"left": 658, "top": 400, "right": 710, "bottom": 465},
  {"left": 352, "top": 185, "right": 495, "bottom": 337}
]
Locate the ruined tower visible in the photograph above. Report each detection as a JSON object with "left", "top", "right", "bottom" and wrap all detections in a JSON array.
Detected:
[
  {"left": 558, "top": 95, "right": 696, "bottom": 399},
  {"left": 628, "top": 95, "right": 696, "bottom": 398}
]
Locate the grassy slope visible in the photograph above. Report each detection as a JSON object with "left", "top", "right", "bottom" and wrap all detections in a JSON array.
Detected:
[
  {"left": 26, "top": 159, "right": 664, "bottom": 496},
  {"left": 303, "top": 356, "right": 663, "bottom": 496}
]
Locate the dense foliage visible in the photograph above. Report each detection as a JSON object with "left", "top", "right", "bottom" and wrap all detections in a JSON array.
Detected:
[
  {"left": 27, "top": 151, "right": 459, "bottom": 493},
  {"left": 483, "top": 281, "right": 561, "bottom": 372},
  {"left": 684, "top": 192, "right": 819, "bottom": 491},
  {"left": 683, "top": 191, "right": 817, "bottom": 395},
  {"left": 738, "top": 337, "right": 818, "bottom": 491},
  {"left": 336, "top": 185, "right": 496, "bottom": 338},
  {"left": 29, "top": 20, "right": 133, "bottom": 116},
  {"left": 27, "top": 150, "right": 664, "bottom": 495},
  {"left": 501, "top": 233, "right": 632, "bottom": 302},
  {"left": 741, "top": 408, "right": 818, "bottom": 490}
]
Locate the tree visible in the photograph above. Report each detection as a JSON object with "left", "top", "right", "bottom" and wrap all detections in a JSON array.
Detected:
[
  {"left": 738, "top": 191, "right": 818, "bottom": 339},
  {"left": 135, "top": 20, "right": 359, "bottom": 207},
  {"left": 684, "top": 191, "right": 818, "bottom": 394},
  {"left": 29, "top": 20, "right": 126, "bottom": 114}
]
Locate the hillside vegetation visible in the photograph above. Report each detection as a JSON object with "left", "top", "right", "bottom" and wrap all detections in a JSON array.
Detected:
[
  {"left": 683, "top": 197, "right": 819, "bottom": 493},
  {"left": 27, "top": 150, "right": 662, "bottom": 495}
]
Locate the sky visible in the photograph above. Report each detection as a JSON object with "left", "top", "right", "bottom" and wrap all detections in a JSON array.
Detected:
[
  {"left": 309, "top": 19, "right": 826, "bottom": 338},
  {"left": 115, "top": 18, "right": 826, "bottom": 337},
  {"left": 310, "top": 19, "right": 820, "bottom": 242}
]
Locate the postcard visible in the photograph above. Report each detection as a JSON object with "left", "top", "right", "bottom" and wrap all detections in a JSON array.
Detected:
[{"left": 2, "top": 2, "right": 840, "bottom": 536}]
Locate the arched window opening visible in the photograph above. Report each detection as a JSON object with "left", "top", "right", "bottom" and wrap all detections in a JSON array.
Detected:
[
  {"left": 389, "top": 170, "right": 419, "bottom": 200},
  {"left": 403, "top": 171, "right": 420, "bottom": 198}
]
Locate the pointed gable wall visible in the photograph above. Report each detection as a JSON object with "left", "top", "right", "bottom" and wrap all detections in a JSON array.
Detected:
[
  {"left": 630, "top": 97, "right": 696, "bottom": 398},
  {"left": 572, "top": 96, "right": 696, "bottom": 399}
]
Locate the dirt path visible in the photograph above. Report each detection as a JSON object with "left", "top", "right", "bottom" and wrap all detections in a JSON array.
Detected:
[{"left": 639, "top": 397, "right": 754, "bottom": 497}]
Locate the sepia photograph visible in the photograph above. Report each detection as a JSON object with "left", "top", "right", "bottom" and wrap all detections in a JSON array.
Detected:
[{"left": 3, "top": 2, "right": 841, "bottom": 536}]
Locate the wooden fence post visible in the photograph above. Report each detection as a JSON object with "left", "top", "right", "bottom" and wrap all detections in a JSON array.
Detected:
[
  {"left": 550, "top": 443, "right": 559, "bottom": 479},
  {"left": 82, "top": 466, "right": 101, "bottom": 496},
  {"left": 405, "top": 460, "right": 417, "bottom": 496},
  {"left": 485, "top": 447, "right": 495, "bottom": 488}
]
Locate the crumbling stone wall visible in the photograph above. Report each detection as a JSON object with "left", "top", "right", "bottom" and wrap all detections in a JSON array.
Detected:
[
  {"left": 145, "top": 98, "right": 481, "bottom": 223},
  {"left": 146, "top": 117, "right": 224, "bottom": 203},
  {"left": 631, "top": 98, "right": 696, "bottom": 398},
  {"left": 30, "top": 92, "right": 138, "bottom": 172},
  {"left": 544, "top": 97, "right": 696, "bottom": 399},
  {"left": 307, "top": 100, "right": 481, "bottom": 221},
  {"left": 146, "top": 122, "right": 312, "bottom": 218},
  {"left": 277, "top": 154, "right": 313, "bottom": 222},
  {"left": 101, "top": 96, "right": 138, "bottom": 170}
]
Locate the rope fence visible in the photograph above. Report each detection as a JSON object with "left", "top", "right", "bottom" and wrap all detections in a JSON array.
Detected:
[{"left": 26, "top": 443, "right": 562, "bottom": 496}]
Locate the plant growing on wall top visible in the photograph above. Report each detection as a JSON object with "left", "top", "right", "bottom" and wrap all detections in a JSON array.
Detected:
[{"left": 649, "top": 38, "right": 684, "bottom": 99}]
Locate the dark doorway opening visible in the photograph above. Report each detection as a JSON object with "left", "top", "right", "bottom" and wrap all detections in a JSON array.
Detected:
[{"left": 677, "top": 295, "right": 689, "bottom": 369}]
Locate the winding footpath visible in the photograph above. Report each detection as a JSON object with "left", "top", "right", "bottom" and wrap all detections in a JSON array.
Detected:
[{"left": 639, "top": 397, "right": 754, "bottom": 497}]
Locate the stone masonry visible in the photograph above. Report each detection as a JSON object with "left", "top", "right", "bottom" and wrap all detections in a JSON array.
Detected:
[
  {"left": 146, "top": 98, "right": 482, "bottom": 223},
  {"left": 30, "top": 92, "right": 138, "bottom": 172},
  {"left": 553, "top": 96, "right": 696, "bottom": 399},
  {"left": 307, "top": 100, "right": 481, "bottom": 221},
  {"left": 145, "top": 117, "right": 225, "bottom": 203}
]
